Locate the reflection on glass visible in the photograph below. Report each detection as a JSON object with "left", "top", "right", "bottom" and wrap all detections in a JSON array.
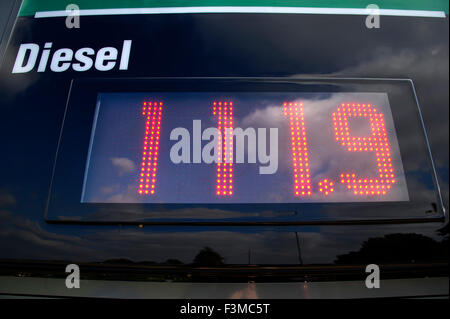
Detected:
[{"left": 81, "top": 92, "right": 408, "bottom": 204}]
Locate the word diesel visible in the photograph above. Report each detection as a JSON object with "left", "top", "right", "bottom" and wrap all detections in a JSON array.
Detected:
[{"left": 12, "top": 40, "right": 132, "bottom": 73}]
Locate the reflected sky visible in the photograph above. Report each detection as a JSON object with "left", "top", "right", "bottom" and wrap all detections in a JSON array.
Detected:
[{"left": 82, "top": 92, "right": 408, "bottom": 204}]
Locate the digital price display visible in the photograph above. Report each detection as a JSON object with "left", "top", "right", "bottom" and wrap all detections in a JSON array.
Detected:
[{"left": 81, "top": 92, "right": 409, "bottom": 204}]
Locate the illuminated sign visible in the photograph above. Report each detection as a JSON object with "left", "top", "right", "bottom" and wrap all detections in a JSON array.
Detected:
[{"left": 80, "top": 92, "right": 408, "bottom": 204}]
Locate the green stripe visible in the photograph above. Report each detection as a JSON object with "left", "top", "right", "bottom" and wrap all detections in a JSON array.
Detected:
[{"left": 19, "top": 0, "right": 449, "bottom": 17}]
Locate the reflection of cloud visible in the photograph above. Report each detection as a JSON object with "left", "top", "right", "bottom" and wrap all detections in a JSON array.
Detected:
[
  {"left": 0, "top": 209, "right": 299, "bottom": 263},
  {"left": 302, "top": 93, "right": 408, "bottom": 202},
  {"left": 241, "top": 105, "right": 284, "bottom": 128},
  {"left": 239, "top": 93, "right": 409, "bottom": 202},
  {"left": 0, "top": 209, "right": 97, "bottom": 260},
  {"left": 285, "top": 44, "right": 449, "bottom": 207},
  {"left": 88, "top": 201, "right": 295, "bottom": 220},
  {"left": 240, "top": 105, "right": 290, "bottom": 171},
  {"left": 1, "top": 206, "right": 445, "bottom": 265},
  {"left": 111, "top": 157, "right": 135, "bottom": 176},
  {"left": 292, "top": 44, "right": 449, "bottom": 173},
  {"left": 294, "top": 45, "right": 448, "bottom": 209},
  {"left": 333, "top": 47, "right": 448, "bottom": 176},
  {"left": 100, "top": 185, "right": 119, "bottom": 195},
  {"left": 100, "top": 184, "right": 140, "bottom": 203}
]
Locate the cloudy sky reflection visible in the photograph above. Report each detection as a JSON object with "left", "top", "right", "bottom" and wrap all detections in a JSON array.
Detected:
[{"left": 82, "top": 92, "right": 408, "bottom": 204}]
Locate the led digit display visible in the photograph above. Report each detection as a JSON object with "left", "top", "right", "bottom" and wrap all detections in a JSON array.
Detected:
[
  {"left": 81, "top": 92, "right": 409, "bottom": 204},
  {"left": 283, "top": 102, "right": 312, "bottom": 197},
  {"left": 333, "top": 103, "right": 396, "bottom": 196},
  {"left": 214, "top": 101, "right": 234, "bottom": 196},
  {"left": 138, "top": 101, "right": 163, "bottom": 195}
]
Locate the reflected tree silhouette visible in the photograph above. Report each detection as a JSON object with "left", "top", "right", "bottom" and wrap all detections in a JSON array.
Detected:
[
  {"left": 335, "top": 233, "right": 449, "bottom": 264},
  {"left": 192, "top": 246, "right": 225, "bottom": 266}
]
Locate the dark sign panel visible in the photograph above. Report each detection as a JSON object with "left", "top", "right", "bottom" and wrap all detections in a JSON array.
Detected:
[{"left": 44, "top": 78, "right": 440, "bottom": 223}]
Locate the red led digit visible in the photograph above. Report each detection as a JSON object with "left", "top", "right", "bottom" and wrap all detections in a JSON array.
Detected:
[
  {"left": 138, "top": 101, "right": 163, "bottom": 195},
  {"left": 213, "top": 101, "right": 234, "bottom": 196},
  {"left": 333, "top": 103, "right": 396, "bottom": 196},
  {"left": 283, "top": 102, "right": 312, "bottom": 196}
]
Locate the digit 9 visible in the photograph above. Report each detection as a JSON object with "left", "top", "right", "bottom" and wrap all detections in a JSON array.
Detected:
[{"left": 333, "top": 103, "right": 396, "bottom": 196}]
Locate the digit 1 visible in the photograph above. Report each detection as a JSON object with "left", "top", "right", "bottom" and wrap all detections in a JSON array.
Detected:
[
  {"left": 213, "top": 101, "right": 234, "bottom": 196},
  {"left": 283, "top": 102, "right": 312, "bottom": 196},
  {"left": 333, "top": 103, "right": 396, "bottom": 196},
  {"left": 138, "top": 101, "right": 163, "bottom": 195}
]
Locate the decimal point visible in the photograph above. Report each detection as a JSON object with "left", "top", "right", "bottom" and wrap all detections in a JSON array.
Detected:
[{"left": 318, "top": 179, "right": 335, "bottom": 196}]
